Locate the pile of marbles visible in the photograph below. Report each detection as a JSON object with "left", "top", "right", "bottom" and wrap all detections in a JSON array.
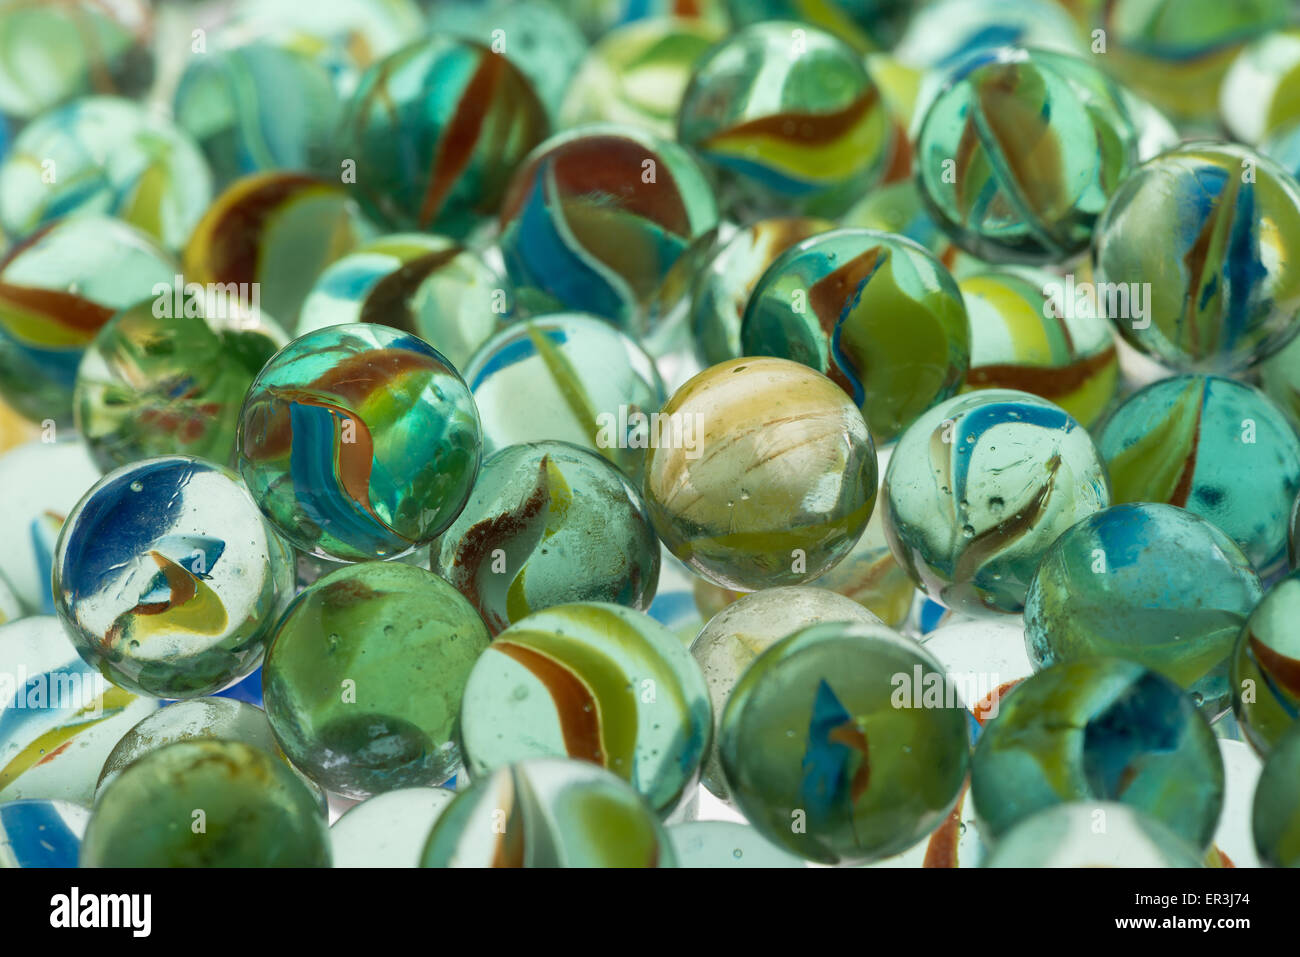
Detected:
[{"left": 0, "top": 0, "right": 1298, "bottom": 871}]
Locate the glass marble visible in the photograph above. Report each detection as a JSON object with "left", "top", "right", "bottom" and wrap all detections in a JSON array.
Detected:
[
  {"left": 1220, "top": 30, "right": 1300, "bottom": 145},
  {"left": 1088, "top": 0, "right": 1288, "bottom": 124},
  {"left": 882, "top": 389, "right": 1110, "bottom": 616},
  {"left": 676, "top": 21, "right": 893, "bottom": 219},
  {"left": 917, "top": 47, "right": 1139, "bottom": 265},
  {"left": 497, "top": 124, "right": 719, "bottom": 333},
  {"left": 560, "top": 17, "right": 725, "bottom": 137},
  {"left": 1231, "top": 572, "right": 1300, "bottom": 755},
  {"left": 690, "top": 586, "right": 881, "bottom": 801},
  {"left": 1026, "top": 504, "right": 1262, "bottom": 722},
  {"left": 667, "top": 820, "right": 807, "bottom": 867},
  {"left": 331, "top": 787, "right": 456, "bottom": 867},
  {"left": 741, "top": 228, "right": 971, "bottom": 442},
  {"left": 238, "top": 324, "right": 481, "bottom": 561},
  {"left": 419, "top": 758, "right": 675, "bottom": 867},
  {"left": 0, "top": 616, "right": 160, "bottom": 806},
  {"left": 983, "top": 802, "right": 1204, "bottom": 868},
  {"left": 433, "top": 443, "right": 660, "bottom": 635},
  {"left": 644, "top": 357, "right": 877, "bottom": 591},
  {"left": 1092, "top": 142, "right": 1300, "bottom": 373},
  {"left": 183, "top": 172, "right": 374, "bottom": 332},
  {"left": 463, "top": 313, "right": 664, "bottom": 479},
  {"left": 960, "top": 267, "right": 1118, "bottom": 428},
  {"left": 74, "top": 297, "right": 288, "bottom": 472},
  {"left": 458, "top": 602, "right": 709, "bottom": 816},
  {"left": 0, "top": 215, "right": 177, "bottom": 426},
  {"left": 0, "top": 0, "right": 154, "bottom": 121},
  {"left": 52, "top": 456, "right": 296, "bottom": 699},
  {"left": 0, "top": 96, "right": 212, "bottom": 251},
  {"left": 720, "top": 621, "right": 970, "bottom": 865},
  {"left": 971, "top": 658, "right": 1225, "bottom": 851},
  {"left": 690, "top": 216, "right": 834, "bottom": 367},
  {"left": 81, "top": 739, "right": 330, "bottom": 867},
  {"left": 95, "top": 697, "right": 323, "bottom": 809},
  {"left": 0, "top": 799, "right": 90, "bottom": 869},
  {"left": 1252, "top": 721, "right": 1300, "bottom": 867},
  {"left": 339, "top": 35, "right": 550, "bottom": 238},
  {"left": 173, "top": 42, "right": 343, "bottom": 188},
  {"left": 1258, "top": 323, "right": 1300, "bottom": 432},
  {"left": 297, "top": 233, "right": 511, "bottom": 368},
  {"left": 262, "top": 561, "right": 491, "bottom": 798},
  {"left": 0, "top": 439, "right": 101, "bottom": 615},
  {"left": 431, "top": 0, "right": 589, "bottom": 121},
  {"left": 1097, "top": 375, "right": 1300, "bottom": 577}
]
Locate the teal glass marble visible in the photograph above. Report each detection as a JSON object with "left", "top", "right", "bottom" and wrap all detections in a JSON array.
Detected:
[
  {"left": 893, "top": 0, "right": 1086, "bottom": 69},
  {"left": 0, "top": 615, "right": 159, "bottom": 805},
  {"left": 0, "top": 96, "right": 213, "bottom": 251},
  {"left": 95, "top": 697, "right": 325, "bottom": 810},
  {"left": 690, "top": 586, "right": 882, "bottom": 801},
  {"left": 668, "top": 820, "right": 807, "bottom": 868},
  {"left": 340, "top": 35, "right": 550, "bottom": 238},
  {"left": 183, "top": 171, "right": 375, "bottom": 332},
  {"left": 1092, "top": 142, "right": 1300, "bottom": 373},
  {"left": 1097, "top": 375, "right": 1300, "bottom": 578},
  {"left": 0, "top": 799, "right": 90, "bottom": 868},
  {"left": 237, "top": 324, "right": 481, "bottom": 562},
  {"left": 1231, "top": 572, "right": 1300, "bottom": 755},
  {"left": 560, "top": 17, "right": 724, "bottom": 136},
  {"left": 917, "top": 47, "right": 1139, "bottom": 265},
  {"left": 297, "top": 233, "right": 511, "bottom": 368},
  {"left": 719, "top": 621, "right": 970, "bottom": 865},
  {"left": 419, "top": 758, "right": 676, "bottom": 867},
  {"left": 458, "top": 602, "right": 710, "bottom": 816},
  {"left": 81, "top": 739, "right": 330, "bottom": 867},
  {"left": 262, "top": 561, "right": 491, "bottom": 798},
  {"left": 1252, "top": 721, "right": 1300, "bottom": 867},
  {"left": 430, "top": 0, "right": 589, "bottom": 121},
  {"left": 331, "top": 787, "right": 457, "bottom": 868},
  {"left": 690, "top": 216, "right": 834, "bottom": 367},
  {"left": 433, "top": 443, "right": 660, "bottom": 635},
  {"left": 52, "top": 456, "right": 296, "bottom": 699},
  {"left": 741, "top": 227, "right": 971, "bottom": 442},
  {"left": 173, "top": 42, "right": 342, "bottom": 188},
  {"left": 971, "top": 658, "right": 1225, "bottom": 851},
  {"left": 497, "top": 124, "right": 719, "bottom": 333},
  {"left": 463, "top": 313, "right": 664, "bottom": 479},
  {"left": 74, "top": 297, "right": 288, "bottom": 472},
  {"left": 1220, "top": 29, "right": 1300, "bottom": 145},
  {"left": 0, "top": 0, "right": 154, "bottom": 121},
  {"left": 960, "top": 267, "right": 1118, "bottom": 428},
  {"left": 676, "top": 21, "right": 893, "bottom": 219},
  {"left": 882, "top": 389, "right": 1110, "bottom": 616},
  {"left": 0, "top": 215, "right": 177, "bottom": 426},
  {"left": 1087, "top": 0, "right": 1288, "bottom": 125},
  {"left": 983, "top": 802, "right": 1204, "bottom": 868},
  {"left": 1026, "top": 504, "right": 1262, "bottom": 722},
  {"left": 0, "top": 439, "right": 101, "bottom": 615},
  {"left": 644, "top": 357, "right": 878, "bottom": 591}
]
